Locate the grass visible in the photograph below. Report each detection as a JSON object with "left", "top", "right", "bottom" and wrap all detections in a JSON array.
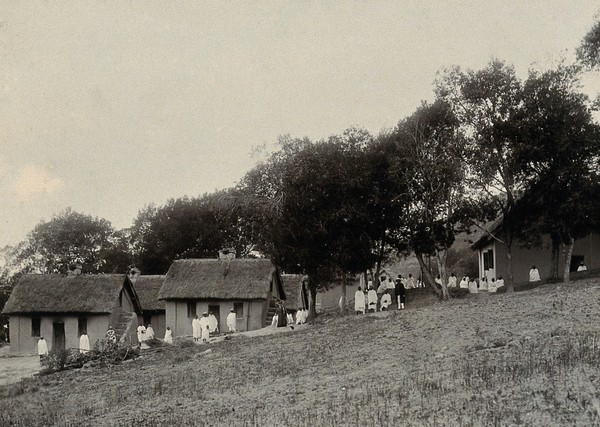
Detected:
[{"left": 2, "top": 277, "right": 600, "bottom": 426}]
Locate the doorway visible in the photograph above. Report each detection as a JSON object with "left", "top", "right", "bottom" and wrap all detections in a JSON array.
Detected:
[
  {"left": 53, "top": 321, "right": 65, "bottom": 352},
  {"left": 208, "top": 304, "right": 221, "bottom": 333},
  {"left": 571, "top": 255, "right": 584, "bottom": 272}
]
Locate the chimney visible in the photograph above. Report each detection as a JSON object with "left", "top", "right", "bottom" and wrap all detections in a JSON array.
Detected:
[
  {"left": 128, "top": 266, "right": 141, "bottom": 284},
  {"left": 218, "top": 248, "right": 236, "bottom": 261}
]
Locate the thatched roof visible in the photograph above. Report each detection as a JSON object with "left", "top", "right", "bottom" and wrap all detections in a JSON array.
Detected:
[
  {"left": 158, "top": 258, "right": 284, "bottom": 301},
  {"left": 133, "top": 275, "right": 166, "bottom": 312},
  {"left": 2, "top": 274, "right": 141, "bottom": 314},
  {"left": 281, "top": 274, "right": 306, "bottom": 310}
]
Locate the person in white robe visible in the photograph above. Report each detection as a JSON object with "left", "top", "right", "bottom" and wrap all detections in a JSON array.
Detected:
[
  {"left": 137, "top": 324, "right": 146, "bottom": 344},
  {"left": 367, "top": 287, "right": 378, "bottom": 312},
  {"left": 226, "top": 309, "right": 237, "bottom": 333},
  {"left": 488, "top": 278, "right": 498, "bottom": 293},
  {"left": 354, "top": 287, "right": 366, "bottom": 314},
  {"left": 164, "top": 327, "right": 173, "bottom": 344},
  {"left": 496, "top": 277, "right": 505, "bottom": 289},
  {"left": 468, "top": 278, "right": 478, "bottom": 293},
  {"left": 286, "top": 313, "right": 294, "bottom": 325},
  {"left": 459, "top": 276, "right": 469, "bottom": 289},
  {"left": 199, "top": 313, "right": 210, "bottom": 342},
  {"left": 387, "top": 278, "right": 395, "bottom": 291},
  {"left": 435, "top": 275, "right": 443, "bottom": 287},
  {"left": 577, "top": 262, "right": 587, "bottom": 271},
  {"left": 146, "top": 324, "right": 155, "bottom": 340},
  {"left": 380, "top": 292, "right": 392, "bottom": 311},
  {"left": 448, "top": 273, "right": 457, "bottom": 288},
  {"left": 208, "top": 312, "right": 219, "bottom": 334},
  {"left": 479, "top": 277, "right": 488, "bottom": 291},
  {"left": 37, "top": 337, "right": 48, "bottom": 361},
  {"left": 376, "top": 280, "right": 387, "bottom": 294},
  {"left": 79, "top": 332, "right": 90, "bottom": 354},
  {"left": 529, "top": 265, "right": 541, "bottom": 282},
  {"left": 192, "top": 315, "right": 201, "bottom": 341},
  {"left": 271, "top": 314, "right": 278, "bottom": 327}
]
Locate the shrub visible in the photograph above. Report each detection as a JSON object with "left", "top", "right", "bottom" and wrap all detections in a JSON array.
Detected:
[
  {"left": 179, "top": 340, "right": 195, "bottom": 349},
  {"left": 449, "top": 287, "right": 470, "bottom": 299},
  {"left": 145, "top": 338, "right": 164, "bottom": 348}
]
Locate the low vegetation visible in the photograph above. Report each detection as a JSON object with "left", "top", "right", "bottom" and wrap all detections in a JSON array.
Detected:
[{"left": 2, "top": 278, "right": 600, "bottom": 426}]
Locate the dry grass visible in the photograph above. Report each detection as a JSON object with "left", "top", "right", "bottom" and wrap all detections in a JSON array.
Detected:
[{"left": 2, "top": 279, "right": 600, "bottom": 426}]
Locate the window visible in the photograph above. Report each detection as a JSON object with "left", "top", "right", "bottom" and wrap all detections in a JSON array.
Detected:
[
  {"left": 483, "top": 249, "right": 494, "bottom": 270},
  {"left": 78, "top": 317, "right": 87, "bottom": 336},
  {"left": 187, "top": 301, "right": 197, "bottom": 318},
  {"left": 234, "top": 302, "right": 244, "bottom": 318},
  {"left": 31, "top": 317, "right": 41, "bottom": 337}
]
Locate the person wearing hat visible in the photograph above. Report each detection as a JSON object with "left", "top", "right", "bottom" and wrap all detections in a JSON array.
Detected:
[{"left": 227, "top": 308, "right": 237, "bottom": 333}]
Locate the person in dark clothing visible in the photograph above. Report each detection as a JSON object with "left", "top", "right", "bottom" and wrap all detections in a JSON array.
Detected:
[
  {"left": 276, "top": 301, "right": 287, "bottom": 327},
  {"left": 395, "top": 276, "right": 406, "bottom": 310}
]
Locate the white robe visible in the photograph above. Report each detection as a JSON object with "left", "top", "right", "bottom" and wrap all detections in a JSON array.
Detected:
[
  {"left": 227, "top": 312, "right": 237, "bottom": 332},
  {"left": 192, "top": 318, "right": 201, "bottom": 339},
  {"left": 271, "top": 314, "right": 278, "bottom": 327},
  {"left": 287, "top": 313, "right": 293, "bottom": 325},
  {"left": 468, "top": 280, "right": 478, "bottom": 293},
  {"left": 199, "top": 317, "right": 210, "bottom": 341},
  {"left": 146, "top": 326, "right": 155, "bottom": 340},
  {"left": 529, "top": 268, "right": 541, "bottom": 282},
  {"left": 578, "top": 265, "right": 587, "bottom": 271},
  {"left": 367, "top": 289, "right": 378, "bottom": 310},
  {"left": 38, "top": 339, "right": 48, "bottom": 356},
  {"left": 380, "top": 293, "right": 391, "bottom": 310},
  {"left": 137, "top": 325, "right": 146, "bottom": 343},
  {"left": 164, "top": 329, "right": 173, "bottom": 344},
  {"left": 459, "top": 278, "right": 468, "bottom": 288},
  {"left": 208, "top": 315, "right": 218, "bottom": 333},
  {"left": 448, "top": 276, "right": 457, "bottom": 288},
  {"left": 79, "top": 334, "right": 90, "bottom": 353},
  {"left": 354, "top": 290, "right": 366, "bottom": 312}
]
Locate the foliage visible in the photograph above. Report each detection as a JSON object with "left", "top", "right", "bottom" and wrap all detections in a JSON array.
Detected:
[
  {"left": 40, "top": 344, "right": 140, "bottom": 375},
  {"left": 577, "top": 19, "right": 600, "bottom": 68}
]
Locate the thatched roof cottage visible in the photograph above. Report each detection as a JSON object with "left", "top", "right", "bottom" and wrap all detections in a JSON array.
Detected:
[
  {"left": 158, "top": 258, "right": 285, "bottom": 335},
  {"left": 2, "top": 274, "right": 142, "bottom": 354}
]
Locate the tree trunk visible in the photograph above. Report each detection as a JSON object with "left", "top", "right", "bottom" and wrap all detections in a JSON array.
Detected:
[
  {"left": 415, "top": 252, "right": 442, "bottom": 297},
  {"left": 308, "top": 286, "right": 318, "bottom": 320},
  {"left": 340, "top": 273, "right": 347, "bottom": 315},
  {"left": 435, "top": 249, "right": 450, "bottom": 300},
  {"left": 550, "top": 236, "right": 560, "bottom": 282},
  {"left": 562, "top": 238, "right": 574, "bottom": 284},
  {"left": 505, "top": 247, "right": 514, "bottom": 293}
]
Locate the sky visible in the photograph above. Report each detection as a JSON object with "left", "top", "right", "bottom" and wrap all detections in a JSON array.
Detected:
[{"left": 0, "top": 1, "right": 599, "bottom": 248}]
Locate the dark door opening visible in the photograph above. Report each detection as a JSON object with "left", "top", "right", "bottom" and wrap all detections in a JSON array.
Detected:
[
  {"left": 571, "top": 255, "right": 584, "bottom": 272},
  {"left": 208, "top": 304, "right": 221, "bottom": 333},
  {"left": 53, "top": 321, "right": 65, "bottom": 352}
]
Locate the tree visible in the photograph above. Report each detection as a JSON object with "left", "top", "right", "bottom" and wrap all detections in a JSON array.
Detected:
[
  {"left": 391, "top": 100, "right": 466, "bottom": 299},
  {"left": 24, "top": 208, "right": 115, "bottom": 274},
  {"left": 510, "top": 66, "right": 600, "bottom": 282},
  {"left": 435, "top": 60, "right": 526, "bottom": 292},
  {"left": 577, "top": 19, "right": 600, "bottom": 69},
  {"left": 239, "top": 134, "right": 378, "bottom": 317}
]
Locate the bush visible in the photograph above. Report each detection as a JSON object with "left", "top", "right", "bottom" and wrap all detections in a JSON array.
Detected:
[
  {"left": 40, "top": 344, "right": 139, "bottom": 375},
  {"left": 178, "top": 340, "right": 195, "bottom": 349},
  {"left": 145, "top": 338, "right": 163, "bottom": 348}
]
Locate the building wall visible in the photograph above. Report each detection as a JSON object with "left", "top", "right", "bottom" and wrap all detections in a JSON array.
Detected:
[
  {"left": 9, "top": 313, "right": 107, "bottom": 354},
  {"left": 479, "top": 232, "right": 599, "bottom": 284},
  {"left": 164, "top": 300, "right": 268, "bottom": 337},
  {"left": 148, "top": 313, "right": 166, "bottom": 339}
]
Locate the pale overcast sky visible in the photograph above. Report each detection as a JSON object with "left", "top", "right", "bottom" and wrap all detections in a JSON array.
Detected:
[{"left": 0, "top": 1, "right": 598, "bottom": 248}]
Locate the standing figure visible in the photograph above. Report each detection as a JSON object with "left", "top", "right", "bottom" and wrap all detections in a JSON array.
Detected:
[
  {"left": 192, "top": 315, "right": 201, "bottom": 341},
  {"left": 146, "top": 324, "right": 155, "bottom": 340},
  {"left": 529, "top": 265, "right": 541, "bottom": 282},
  {"left": 367, "top": 287, "right": 378, "bottom": 313},
  {"left": 79, "top": 331, "right": 90, "bottom": 354},
  {"left": 459, "top": 276, "right": 468, "bottom": 289},
  {"left": 354, "top": 287, "right": 366, "bottom": 314},
  {"left": 199, "top": 313, "right": 210, "bottom": 342},
  {"left": 395, "top": 277, "right": 406, "bottom": 309},
  {"left": 227, "top": 309, "right": 237, "bottom": 333},
  {"left": 137, "top": 323, "right": 146, "bottom": 344},
  {"left": 37, "top": 337, "right": 48, "bottom": 361},
  {"left": 105, "top": 326, "right": 117, "bottom": 346},
  {"left": 276, "top": 301, "right": 287, "bottom": 328},
  {"left": 448, "top": 273, "right": 457, "bottom": 288},
  {"left": 208, "top": 312, "right": 219, "bottom": 334},
  {"left": 380, "top": 291, "right": 392, "bottom": 311},
  {"left": 164, "top": 327, "right": 173, "bottom": 344}
]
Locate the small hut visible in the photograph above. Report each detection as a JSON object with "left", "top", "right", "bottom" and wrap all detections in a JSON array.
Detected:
[
  {"left": 2, "top": 274, "right": 142, "bottom": 354},
  {"left": 159, "top": 258, "right": 285, "bottom": 335}
]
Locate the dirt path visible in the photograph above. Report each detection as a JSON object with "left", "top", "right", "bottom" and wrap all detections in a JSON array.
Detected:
[{"left": 0, "top": 346, "right": 40, "bottom": 386}]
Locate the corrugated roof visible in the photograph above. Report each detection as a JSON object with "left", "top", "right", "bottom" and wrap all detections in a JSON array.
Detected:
[
  {"left": 133, "top": 275, "right": 165, "bottom": 311},
  {"left": 158, "top": 258, "right": 283, "bottom": 301},
  {"left": 2, "top": 274, "right": 133, "bottom": 314}
]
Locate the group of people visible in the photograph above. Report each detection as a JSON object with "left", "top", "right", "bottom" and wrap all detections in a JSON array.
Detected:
[
  {"left": 136, "top": 323, "right": 155, "bottom": 344},
  {"left": 192, "top": 312, "right": 218, "bottom": 342},
  {"left": 354, "top": 274, "right": 407, "bottom": 314}
]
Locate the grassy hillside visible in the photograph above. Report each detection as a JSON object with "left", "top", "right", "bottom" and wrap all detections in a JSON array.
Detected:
[{"left": 2, "top": 279, "right": 600, "bottom": 426}]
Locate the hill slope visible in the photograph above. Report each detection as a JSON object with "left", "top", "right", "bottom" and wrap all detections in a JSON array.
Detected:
[{"left": 2, "top": 279, "right": 600, "bottom": 426}]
